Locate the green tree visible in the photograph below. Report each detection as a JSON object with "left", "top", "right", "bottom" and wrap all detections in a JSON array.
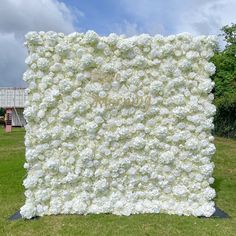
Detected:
[
  {"left": 211, "top": 23, "right": 236, "bottom": 138},
  {"left": 221, "top": 23, "right": 236, "bottom": 51},
  {"left": 211, "top": 23, "right": 236, "bottom": 97}
]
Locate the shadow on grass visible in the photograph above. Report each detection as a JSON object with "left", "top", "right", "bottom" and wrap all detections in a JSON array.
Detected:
[{"left": 212, "top": 177, "right": 223, "bottom": 200}]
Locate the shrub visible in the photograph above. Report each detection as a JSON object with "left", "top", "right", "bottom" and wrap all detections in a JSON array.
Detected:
[{"left": 214, "top": 94, "right": 236, "bottom": 138}]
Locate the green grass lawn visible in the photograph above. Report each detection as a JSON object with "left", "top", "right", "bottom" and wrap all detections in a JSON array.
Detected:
[{"left": 0, "top": 128, "right": 235, "bottom": 236}]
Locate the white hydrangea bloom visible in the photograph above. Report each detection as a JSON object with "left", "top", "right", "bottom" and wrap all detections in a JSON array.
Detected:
[{"left": 21, "top": 31, "right": 217, "bottom": 219}]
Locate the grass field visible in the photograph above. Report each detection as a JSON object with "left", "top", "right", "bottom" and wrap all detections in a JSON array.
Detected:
[{"left": 0, "top": 128, "right": 235, "bottom": 236}]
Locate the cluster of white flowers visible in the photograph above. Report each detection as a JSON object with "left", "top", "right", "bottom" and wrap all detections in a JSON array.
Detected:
[{"left": 21, "top": 30, "right": 217, "bottom": 219}]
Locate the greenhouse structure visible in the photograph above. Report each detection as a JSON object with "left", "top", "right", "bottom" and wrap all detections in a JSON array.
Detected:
[{"left": 0, "top": 87, "right": 27, "bottom": 127}]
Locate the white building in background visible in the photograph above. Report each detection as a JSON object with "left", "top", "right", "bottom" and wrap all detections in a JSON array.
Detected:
[{"left": 0, "top": 87, "right": 27, "bottom": 126}]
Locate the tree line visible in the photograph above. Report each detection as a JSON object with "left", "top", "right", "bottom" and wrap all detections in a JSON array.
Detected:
[{"left": 211, "top": 23, "right": 236, "bottom": 138}]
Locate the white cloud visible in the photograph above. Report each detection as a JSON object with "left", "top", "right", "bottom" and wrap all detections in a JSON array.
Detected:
[
  {"left": 176, "top": 0, "right": 236, "bottom": 35},
  {"left": 0, "top": 0, "right": 79, "bottom": 87},
  {"left": 0, "top": 33, "right": 26, "bottom": 87},
  {"left": 120, "top": 0, "right": 236, "bottom": 36},
  {"left": 112, "top": 19, "right": 166, "bottom": 36},
  {"left": 112, "top": 20, "right": 140, "bottom": 36}
]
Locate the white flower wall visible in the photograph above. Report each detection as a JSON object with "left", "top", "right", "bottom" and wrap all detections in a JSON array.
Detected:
[{"left": 21, "top": 31, "right": 217, "bottom": 219}]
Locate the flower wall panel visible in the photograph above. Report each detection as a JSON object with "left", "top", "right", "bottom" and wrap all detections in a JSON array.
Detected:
[{"left": 21, "top": 31, "right": 217, "bottom": 218}]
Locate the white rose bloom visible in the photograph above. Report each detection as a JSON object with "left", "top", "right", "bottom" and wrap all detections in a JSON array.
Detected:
[
  {"left": 159, "top": 151, "right": 174, "bottom": 164},
  {"left": 204, "top": 62, "right": 216, "bottom": 75}
]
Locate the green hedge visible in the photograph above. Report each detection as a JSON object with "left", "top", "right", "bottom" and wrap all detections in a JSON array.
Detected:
[{"left": 213, "top": 94, "right": 236, "bottom": 139}]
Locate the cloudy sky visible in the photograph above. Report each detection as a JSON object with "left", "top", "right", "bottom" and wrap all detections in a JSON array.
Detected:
[{"left": 0, "top": 0, "right": 235, "bottom": 87}]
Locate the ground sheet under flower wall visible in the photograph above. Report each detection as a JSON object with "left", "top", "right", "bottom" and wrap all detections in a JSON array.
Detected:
[{"left": 21, "top": 31, "right": 217, "bottom": 218}]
